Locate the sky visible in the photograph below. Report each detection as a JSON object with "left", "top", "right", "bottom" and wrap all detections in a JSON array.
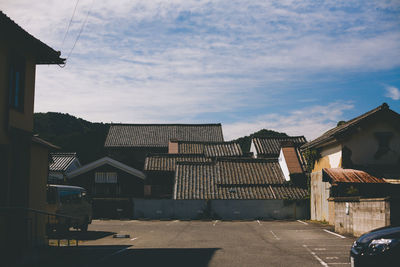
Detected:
[{"left": 2, "top": 0, "right": 400, "bottom": 141}]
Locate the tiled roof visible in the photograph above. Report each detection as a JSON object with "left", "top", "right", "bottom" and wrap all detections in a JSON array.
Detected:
[
  {"left": 302, "top": 103, "right": 400, "bottom": 149},
  {"left": 323, "top": 168, "right": 386, "bottom": 184},
  {"left": 252, "top": 136, "right": 307, "bottom": 157},
  {"left": 174, "top": 159, "right": 308, "bottom": 200},
  {"left": 49, "top": 153, "right": 78, "bottom": 172},
  {"left": 105, "top": 124, "right": 224, "bottom": 148},
  {"left": 217, "top": 158, "right": 285, "bottom": 184},
  {"left": 1, "top": 11, "right": 64, "bottom": 64},
  {"left": 281, "top": 147, "right": 303, "bottom": 174},
  {"left": 177, "top": 141, "right": 243, "bottom": 157},
  {"left": 144, "top": 154, "right": 211, "bottom": 172}
]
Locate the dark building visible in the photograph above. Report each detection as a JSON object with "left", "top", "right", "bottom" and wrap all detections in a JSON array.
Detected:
[
  {"left": 104, "top": 123, "right": 224, "bottom": 170},
  {"left": 67, "top": 157, "right": 145, "bottom": 218}
]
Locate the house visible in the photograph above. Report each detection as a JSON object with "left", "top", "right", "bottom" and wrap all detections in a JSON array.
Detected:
[
  {"left": 170, "top": 158, "right": 309, "bottom": 220},
  {"left": 48, "top": 152, "right": 81, "bottom": 184},
  {"left": 0, "top": 11, "right": 64, "bottom": 258},
  {"left": 104, "top": 123, "right": 224, "bottom": 170},
  {"left": 250, "top": 136, "right": 307, "bottom": 158},
  {"left": 143, "top": 140, "right": 245, "bottom": 198},
  {"left": 301, "top": 103, "right": 400, "bottom": 224},
  {"left": 67, "top": 157, "right": 145, "bottom": 218}
]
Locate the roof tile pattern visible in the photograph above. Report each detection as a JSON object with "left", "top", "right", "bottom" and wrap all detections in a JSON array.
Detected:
[
  {"left": 49, "top": 153, "right": 78, "bottom": 172},
  {"left": 252, "top": 136, "right": 307, "bottom": 157},
  {"left": 105, "top": 124, "right": 224, "bottom": 148},
  {"left": 323, "top": 168, "right": 386, "bottom": 184},
  {"left": 217, "top": 159, "right": 285, "bottom": 184},
  {"left": 177, "top": 141, "right": 243, "bottom": 157},
  {"left": 144, "top": 154, "right": 211, "bottom": 172},
  {"left": 174, "top": 160, "right": 308, "bottom": 200}
]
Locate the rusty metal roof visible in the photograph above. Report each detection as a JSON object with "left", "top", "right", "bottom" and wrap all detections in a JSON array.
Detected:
[{"left": 323, "top": 168, "right": 386, "bottom": 184}]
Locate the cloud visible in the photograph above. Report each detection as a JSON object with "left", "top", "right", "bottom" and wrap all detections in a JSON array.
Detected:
[
  {"left": 1, "top": 1, "right": 399, "bottom": 131},
  {"left": 385, "top": 86, "right": 400, "bottom": 100},
  {"left": 223, "top": 102, "right": 354, "bottom": 141}
]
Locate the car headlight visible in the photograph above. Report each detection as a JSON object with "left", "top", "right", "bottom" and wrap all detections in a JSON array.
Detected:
[{"left": 367, "top": 239, "right": 394, "bottom": 255}]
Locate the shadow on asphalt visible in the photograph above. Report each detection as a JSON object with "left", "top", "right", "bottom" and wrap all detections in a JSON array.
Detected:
[
  {"left": 23, "top": 246, "right": 220, "bottom": 267},
  {"left": 47, "top": 230, "right": 116, "bottom": 241}
]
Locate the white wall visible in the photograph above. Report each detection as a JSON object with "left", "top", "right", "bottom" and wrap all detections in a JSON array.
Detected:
[
  {"left": 278, "top": 149, "right": 290, "bottom": 181},
  {"left": 250, "top": 140, "right": 257, "bottom": 158}
]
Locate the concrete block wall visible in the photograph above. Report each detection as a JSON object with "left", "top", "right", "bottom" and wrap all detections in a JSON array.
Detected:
[
  {"left": 333, "top": 198, "right": 390, "bottom": 237},
  {"left": 132, "top": 199, "right": 310, "bottom": 220}
]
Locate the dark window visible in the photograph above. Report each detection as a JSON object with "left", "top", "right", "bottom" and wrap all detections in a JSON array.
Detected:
[{"left": 8, "top": 56, "right": 25, "bottom": 111}]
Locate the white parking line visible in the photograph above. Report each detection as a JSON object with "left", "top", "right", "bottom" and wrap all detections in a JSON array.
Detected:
[
  {"left": 257, "top": 220, "right": 262, "bottom": 226},
  {"left": 130, "top": 237, "right": 139, "bottom": 241},
  {"left": 270, "top": 230, "right": 280, "bottom": 240},
  {"left": 297, "top": 220, "right": 308, "bottom": 225},
  {"left": 213, "top": 220, "right": 219, "bottom": 226},
  {"left": 323, "top": 229, "right": 346, "bottom": 239},
  {"left": 328, "top": 263, "right": 350, "bottom": 265},
  {"left": 303, "top": 245, "right": 329, "bottom": 267}
]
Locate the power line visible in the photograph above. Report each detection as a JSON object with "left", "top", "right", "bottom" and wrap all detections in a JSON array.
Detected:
[
  {"left": 60, "top": 0, "right": 94, "bottom": 67},
  {"left": 61, "top": 0, "right": 80, "bottom": 50}
]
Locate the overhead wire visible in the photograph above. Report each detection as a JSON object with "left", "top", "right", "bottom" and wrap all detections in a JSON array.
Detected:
[
  {"left": 59, "top": 0, "right": 94, "bottom": 67},
  {"left": 61, "top": 0, "right": 80, "bottom": 50}
]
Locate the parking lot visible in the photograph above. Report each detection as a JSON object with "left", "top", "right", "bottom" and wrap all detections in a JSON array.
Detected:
[{"left": 39, "top": 220, "right": 356, "bottom": 267}]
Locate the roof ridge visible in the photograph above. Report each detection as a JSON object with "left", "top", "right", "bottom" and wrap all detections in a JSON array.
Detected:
[
  {"left": 178, "top": 141, "right": 238, "bottom": 144},
  {"left": 253, "top": 136, "right": 306, "bottom": 140},
  {"left": 176, "top": 161, "right": 215, "bottom": 166},
  {"left": 215, "top": 157, "right": 278, "bottom": 163},
  {"left": 110, "top": 123, "right": 222, "bottom": 126},
  {"left": 146, "top": 153, "right": 207, "bottom": 157}
]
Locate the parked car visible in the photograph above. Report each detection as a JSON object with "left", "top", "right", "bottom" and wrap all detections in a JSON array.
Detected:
[
  {"left": 350, "top": 226, "right": 400, "bottom": 267},
  {"left": 46, "top": 184, "right": 93, "bottom": 232}
]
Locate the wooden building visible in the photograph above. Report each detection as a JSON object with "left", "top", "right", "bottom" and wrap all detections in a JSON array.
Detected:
[
  {"left": 302, "top": 103, "right": 400, "bottom": 223},
  {"left": 0, "top": 11, "right": 64, "bottom": 258}
]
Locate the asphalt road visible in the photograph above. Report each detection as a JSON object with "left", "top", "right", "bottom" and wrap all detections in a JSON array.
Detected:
[{"left": 36, "top": 220, "right": 356, "bottom": 267}]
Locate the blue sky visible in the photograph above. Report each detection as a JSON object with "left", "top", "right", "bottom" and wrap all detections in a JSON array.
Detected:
[{"left": 2, "top": 0, "right": 400, "bottom": 140}]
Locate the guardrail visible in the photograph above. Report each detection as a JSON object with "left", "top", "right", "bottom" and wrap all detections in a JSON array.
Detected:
[{"left": 0, "top": 207, "right": 81, "bottom": 248}]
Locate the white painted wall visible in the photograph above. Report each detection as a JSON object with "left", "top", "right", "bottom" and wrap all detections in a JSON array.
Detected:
[
  {"left": 278, "top": 149, "right": 290, "bottom": 181},
  {"left": 250, "top": 140, "right": 257, "bottom": 158},
  {"left": 320, "top": 144, "right": 342, "bottom": 168}
]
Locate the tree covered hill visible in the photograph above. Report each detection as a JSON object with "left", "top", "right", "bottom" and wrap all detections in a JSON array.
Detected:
[
  {"left": 233, "top": 129, "right": 288, "bottom": 153},
  {"left": 33, "top": 112, "right": 109, "bottom": 164},
  {"left": 34, "top": 112, "right": 288, "bottom": 164}
]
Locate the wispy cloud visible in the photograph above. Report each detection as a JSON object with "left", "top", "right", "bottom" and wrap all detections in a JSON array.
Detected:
[
  {"left": 223, "top": 102, "right": 354, "bottom": 141},
  {"left": 1, "top": 1, "right": 399, "bottom": 138},
  {"left": 385, "top": 86, "right": 400, "bottom": 100}
]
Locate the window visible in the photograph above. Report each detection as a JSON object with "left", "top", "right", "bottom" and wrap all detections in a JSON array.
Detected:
[
  {"left": 95, "top": 172, "right": 117, "bottom": 183},
  {"left": 8, "top": 56, "right": 25, "bottom": 111}
]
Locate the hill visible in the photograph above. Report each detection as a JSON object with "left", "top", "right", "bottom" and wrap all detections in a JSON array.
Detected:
[
  {"left": 233, "top": 129, "right": 288, "bottom": 153},
  {"left": 34, "top": 112, "right": 289, "bottom": 163},
  {"left": 33, "top": 112, "right": 109, "bottom": 164}
]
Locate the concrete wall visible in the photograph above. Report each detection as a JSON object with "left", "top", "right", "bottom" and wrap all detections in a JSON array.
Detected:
[
  {"left": 132, "top": 199, "right": 309, "bottom": 220},
  {"left": 310, "top": 171, "right": 331, "bottom": 222},
  {"left": 332, "top": 198, "right": 391, "bottom": 237}
]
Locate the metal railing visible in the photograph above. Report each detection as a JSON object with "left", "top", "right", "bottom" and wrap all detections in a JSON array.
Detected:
[{"left": 0, "top": 206, "right": 81, "bottom": 248}]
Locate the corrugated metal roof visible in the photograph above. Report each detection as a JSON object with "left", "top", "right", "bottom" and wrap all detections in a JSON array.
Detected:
[
  {"left": 174, "top": 159, "right": 308, "bottom": 200},
  {"left": 252, "top": 136, "right": 306, "bottom": 157},
  {"left": 0, "top": 11, "right": 64, "bottom": 64},
  {"left": 302, "top": 103, "right": 400, "bottom": 150},
  {"left": 49, "top": 153, "right": 78, "bottom": 172},
  {"left": 144, "top": 154, "right": 211, "bottom": 172},
  {"left": 104, "top": 124, "right": 224, "bottom": 148},
  {"left": 177, "top": 141, "right": 243, "bottom": 157},
  {"left": 323, "top": 168, "right": 386, "bottom": 184}
]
